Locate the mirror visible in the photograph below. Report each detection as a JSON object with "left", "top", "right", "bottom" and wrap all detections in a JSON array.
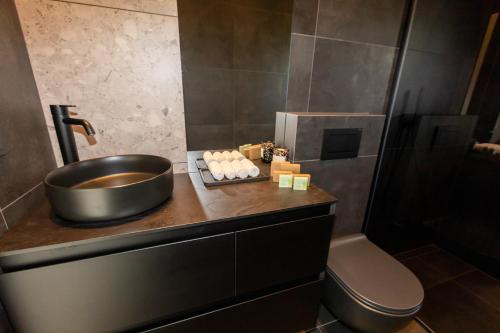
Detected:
[{"left": 178, "top": 0, "right": 294, "bottom": 150}]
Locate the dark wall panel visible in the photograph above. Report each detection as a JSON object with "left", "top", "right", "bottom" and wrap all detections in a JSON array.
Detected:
[
  {"left": 179, "top": 0, "right": 293, "bottom": 150},
  {"left": 0, "top": 0, "right": 55, "bottom": 224}
]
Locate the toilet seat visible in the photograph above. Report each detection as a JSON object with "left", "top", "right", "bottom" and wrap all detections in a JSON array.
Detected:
[{"left": 326, "top": 234, "right": 424, "bottom": 315}]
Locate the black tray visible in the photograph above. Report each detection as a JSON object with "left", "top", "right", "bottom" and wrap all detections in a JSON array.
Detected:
[{"left": 196, "top": 158, "right": 270, "bottom": 187}]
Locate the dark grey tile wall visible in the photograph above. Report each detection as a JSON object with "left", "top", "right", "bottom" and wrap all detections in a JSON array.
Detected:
[
  {"left": 3, "top": 185, "right": 46, "bottom": 229},
  {"left": 0, "top": 0, "right": 56, "bottom": 234},
  {"left": 234, "top": 71, "right": 287, "bottom": 125},
  {"left": 291, "top": 0, "right": 319, "bottom": 35},
  {"left": 233, "top": 7, "right": 292, "bottom": 73},
  {"left": 177, "top": 0, "right": 234, "bottom": 69},
  {"left": 301, "top": 156, "right": 378, "bottom": 237},
  {"left": 286, "top": 34, "right": 315, "bottom": 112},
  {"left": 278, "top": 113, "right": 385, "bottom": 237},
  {"left": 286, "top": 0, "right": 406, "bottom": 114},
  {"left": 234, "top": 123, "right": 276, "bottom": 147},
  {"left": 182, "top": 67, "right": 235, "bottom": 126},
  {"left": 185, "top": 124, "right": 234, "bottom": 150},
  {"left": 308, "top": 39, "right": 397, "bottom": 114},
  {"left": 276, "top": 0, "right": 407, "bottom": 237},
  {"left": 316, "top": 0, "right": 407, "bottom": 47},
  {"left": 179, "top": 0, "right": 293, "bottom": 150}
]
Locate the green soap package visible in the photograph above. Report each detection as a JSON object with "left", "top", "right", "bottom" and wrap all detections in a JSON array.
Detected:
[
  {"left": 293, "top": 176, "right": 308, "bottom": 190},
  {"left": 278, "top": 174, "right": 293, "bottom": 188}
]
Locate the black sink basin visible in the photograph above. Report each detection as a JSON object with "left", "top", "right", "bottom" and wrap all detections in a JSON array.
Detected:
[{"left": 44, "top": 155, "right": 173, "bottom": 222}]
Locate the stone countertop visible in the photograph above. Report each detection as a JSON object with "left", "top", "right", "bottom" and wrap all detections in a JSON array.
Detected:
[{"left": 0, "top": 169, "right": 336, "bottom": 261}]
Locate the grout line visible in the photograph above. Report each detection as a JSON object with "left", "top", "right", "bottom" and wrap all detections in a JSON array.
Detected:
[
  {"left": 316, "top": 319, "right": 339, "bottom": 332},
  {"left": 0, "top": 209, "right": 8, "bottom": 231},
  {"left": 284, "top": 33, "right": 294, "bottom": 112},
  {"left": 49, "top": 0, "right": 178, "bottom": 18},
  {"left": 305, "top": 0, "right": 321, "bottom": 113},
  {"left": 425, "top": 267, "right": 477, "bottom": 290},
  {"left": 2, "top": 182, "right": 43, "bottom": 211},
  {"left": 394, "top": 244, "right": 439, "bottom": 260},
  {"left": 415, "top": 316, "right": 435, "bottom": 333},
  {"left": 454, "top": 276, "right": 500, "bottom": 308},
  {"left": 293, "top": 31, "right": 399, "bottom": 50},
  {"left": 314, "top": 35, "right": 399, "bottom": 50},
  {"left": 316, "top": 318, "right": 338, "bottom": 328},
  {"left": 295, "top": 159, "right": 322, "bottom": 163},
  {"left": 292, "top": 32, "right": 317, "bottom": 38},
  {"left": 399, "top": 245, "right": 483, "bottom": 290},
  {"left": 183, "top": 65, "right": 287, "bottom": 76},
  {"left": 452, "top": 279, "right": 500, "bottom": 311},
  {"left": 293, "top": 154, "right": 378, "bottom": 163}
]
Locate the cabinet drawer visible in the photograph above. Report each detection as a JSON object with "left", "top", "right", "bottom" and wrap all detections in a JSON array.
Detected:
[
  {"left": 0, "top": 234, "right": 235, "bottom": 333},
  {"left": 236, "top": 215, "right": 333, "bottom": 294},
  {"left": 145, "top": 280, "right": 322, "bottom": 333}
]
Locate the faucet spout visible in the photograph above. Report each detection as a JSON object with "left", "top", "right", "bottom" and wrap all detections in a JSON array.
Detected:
[
  {"left": 63, "top": 118, "right": 96, "bottom": 136},
  {"left": 50, "top": 104, "right": 96, "bottom": 165}
]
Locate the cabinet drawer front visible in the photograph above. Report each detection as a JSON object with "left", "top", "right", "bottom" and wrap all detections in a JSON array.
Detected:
[
  {"left": 0, "top": 234, "right": 235, "bottom": 333},
  {"left": 236, "top": 215, "right": 333, "bottom": 294},
  {"left": 146, "top": 280, "right": 322, "bottom": 333}
]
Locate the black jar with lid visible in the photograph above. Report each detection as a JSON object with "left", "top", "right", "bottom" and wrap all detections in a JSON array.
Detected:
[{"left": 261, "top": 141, "right": 274, "bottom": 163}]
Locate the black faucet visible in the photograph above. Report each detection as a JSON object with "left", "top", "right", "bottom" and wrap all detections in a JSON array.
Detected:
[{"left": 50, "top": 105, "right": 96, "bottom": 165}]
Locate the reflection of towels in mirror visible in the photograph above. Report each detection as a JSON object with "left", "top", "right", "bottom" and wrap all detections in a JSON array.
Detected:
[{"left": 474, "top": 142, "right": 500, "bottom": 154}]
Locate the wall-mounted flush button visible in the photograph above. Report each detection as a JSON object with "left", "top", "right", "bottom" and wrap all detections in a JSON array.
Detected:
[{"left": 320, "top": 128, "right": 362, "bottom": 160}]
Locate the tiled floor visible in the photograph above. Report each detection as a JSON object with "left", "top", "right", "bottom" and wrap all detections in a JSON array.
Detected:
[
  {"left": 310, "top": 245, "right": 500, "bottom": 333},
  {"left": 308, "top": 305, "right": 431, "bottom": 333},
  {"left": 396, "top": 245, "right": 500, "bottom": 333}
]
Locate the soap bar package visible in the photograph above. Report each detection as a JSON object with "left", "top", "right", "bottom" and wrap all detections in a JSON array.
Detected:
[
  {"left": 272, "top": 170, "right": 292, "bottom": 182},
  {"left": 278, "top": 174, "right": 293, "bottom": 188},
  {"left": 293, "top": 176, "right": 309, "bottom": 190},
  {"left": 293, "top": 173, "right": 311, "bottom": 186}
]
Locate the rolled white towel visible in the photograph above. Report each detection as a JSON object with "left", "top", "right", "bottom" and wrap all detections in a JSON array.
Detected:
[
  {"left": 222, "top": 151, "right": 233, "bottom": 161},
  {"left": 203, "top": 151, "right": 214, "bottom": 165},
  {"left": 220, "top": 160, "right": 236, "bottom": 179},
  {"left": 213, "top": 151, "right": 225, "bottom": 163},
  {"left": 231, "top": 150, "right": 245, "bottom": 161},
  {"left": 208, "top": 161, "right": 224, "bottom": 181},
  {"left": 241, "top": 158, "right": 260, "bottom": 177},
  {"left": 231, "top": 159, "right": 249, "bottom": 179}
]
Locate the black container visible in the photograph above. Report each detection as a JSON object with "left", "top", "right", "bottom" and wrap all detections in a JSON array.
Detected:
[{"left": 261, "top": 141, "right": 274, "bottom": 163}]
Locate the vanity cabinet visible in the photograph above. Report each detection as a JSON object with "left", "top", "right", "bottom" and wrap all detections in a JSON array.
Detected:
[
  {"left": 0, "top": 234, "right": 235, "bottom": 333},
  {"left": 145, "top": 280, "right": 322, "bottom": 333},
  {"left": 0, "top": 209, "right": 334, "bottom": 333},
  {"left": 236, "top": 215, "right": 333, "bottom": 295}
]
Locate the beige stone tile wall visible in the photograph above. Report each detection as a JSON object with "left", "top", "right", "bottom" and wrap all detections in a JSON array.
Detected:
[
  {"left": 65, "top": 0, "right": 178, "bottom": 16},
  {"left": 15, "top": 0, "right": 187, "bottom": 170}
]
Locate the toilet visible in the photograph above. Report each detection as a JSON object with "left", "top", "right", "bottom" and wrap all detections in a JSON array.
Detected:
[{"left": 323, "top": 234, "right": 424, "bottom": 333}]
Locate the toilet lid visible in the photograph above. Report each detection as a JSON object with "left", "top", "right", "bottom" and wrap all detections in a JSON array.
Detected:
[{"left": 327, "top": 234, "right": 424, "bottom": 315}]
